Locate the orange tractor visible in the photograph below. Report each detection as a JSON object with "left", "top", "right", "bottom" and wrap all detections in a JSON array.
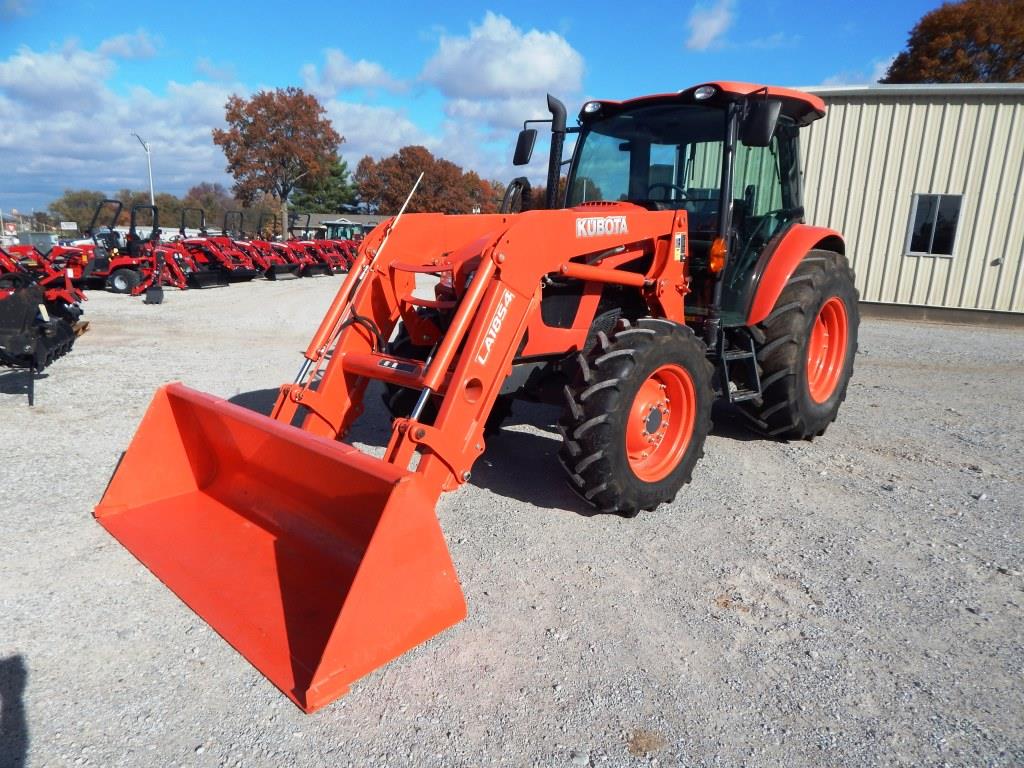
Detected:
[{"left": 96, "top": 82, "right": 858, "bottom": 712}]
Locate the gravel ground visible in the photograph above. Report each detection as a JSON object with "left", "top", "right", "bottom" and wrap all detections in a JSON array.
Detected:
[{"left": 2, "top": 278, "right": 1022, "bottom": 768}]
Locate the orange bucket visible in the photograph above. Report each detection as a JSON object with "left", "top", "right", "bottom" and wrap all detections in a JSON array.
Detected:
[{"left": 95, "top": 383, "right": 466, "bottom": 712}]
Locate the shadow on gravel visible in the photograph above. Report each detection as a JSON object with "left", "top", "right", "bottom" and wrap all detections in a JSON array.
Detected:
[
  {"left": 227, "top": 382, "right": 393, "bottom": 450},
  {"left": 224, "top": 389, "right": 619, "bottom": 516},
  {"left": 0, "top": 370, "right": 45, "bottom": 405},
  {"left": 709, "top": 402, "right": 762, "bottom": 443},
  {"left": 227, "top": 387, "right": 279, "bottom": 415},
  {"left": 0, "top": 655, "right": 29, "bottom": 768},
  {"left": 471, "top": 425, "right": 595, "bottom": 515}
]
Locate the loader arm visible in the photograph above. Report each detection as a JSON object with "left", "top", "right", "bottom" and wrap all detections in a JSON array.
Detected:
[{"left": 273, "top": 205, "right": 690, "bottom": 494}]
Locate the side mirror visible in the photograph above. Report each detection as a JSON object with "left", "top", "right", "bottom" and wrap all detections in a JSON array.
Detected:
[
  {"left": 740, "top": 99, "right": 782, "bottom": 147},
  {"left": 513, "top": 128, "right": 537, "bottom": 166}
]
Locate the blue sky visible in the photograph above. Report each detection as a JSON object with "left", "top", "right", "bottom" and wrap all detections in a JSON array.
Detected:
[{"left": 0, "top": 0, "right": 939, "bottom": 213}]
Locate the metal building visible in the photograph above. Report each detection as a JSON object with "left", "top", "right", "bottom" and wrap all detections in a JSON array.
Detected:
[{"left": 800, "top": 84, "right": 1024, "bottom": 318}]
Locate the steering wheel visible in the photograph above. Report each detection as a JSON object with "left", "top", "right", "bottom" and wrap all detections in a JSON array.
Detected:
[
  {"left": 647, "top": 182, "right": 688, "bottom": 202},
  {"left": 744, "top": 208, "right": 789, "bottom": 246}
]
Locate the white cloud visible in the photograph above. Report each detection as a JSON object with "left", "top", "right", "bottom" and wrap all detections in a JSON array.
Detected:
[
  {"left": 818, "top": 55, "right": 896, "bottom": 86},
  {"left": 749, "top": 32, "right": 801, "bottom": 50},
  {"left": 421, "top": 12, "right": 584, "bottom": 139},
  {"left": 97, "top": 29, "right": 158, "bottom": 60},
  {"left": 322, "top": 100, "right": 429, "bottom": 160},
  {"left": 0, "top": 41, "right": 236, "bottom": 209},
  {"left": 1, "top": 0, "right": 29, "bottom": 18},
  {"left": 302, "top": 49, "right": 405, "bottom": 97},
  {"left": 443, "top": 96, "right": 543, "bottom": 133},
  {"left": 0, "top": 43, "right": 113, "bottom": 109},
  {"left": 871, "top": 56, "right": 896, "bottom": 82},
  {"left": 195, "top": 57, "right": 236, "bottom": 82},
  {"left": 423, "top": 12, "right": 583, "bottom": 100},
  {"left": 0, "top": 19, "right": 581, "bottom": 212},
  {"left": 686, "top": 0, "right": 734, "bottom": 51}
]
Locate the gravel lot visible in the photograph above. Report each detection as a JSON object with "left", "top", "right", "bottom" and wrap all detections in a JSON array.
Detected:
[{"left": 2, "top": 278, "right": 1022, "bottom": 767}]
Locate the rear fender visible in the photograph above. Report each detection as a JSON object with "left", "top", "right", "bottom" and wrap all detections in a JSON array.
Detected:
[{"left": 746, "top": 224, "right": 844, "bottom": 326}]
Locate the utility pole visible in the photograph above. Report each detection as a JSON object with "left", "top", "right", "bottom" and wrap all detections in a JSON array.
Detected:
[{"left": 132, "top": 132, "right": 155, "bottom": 205}]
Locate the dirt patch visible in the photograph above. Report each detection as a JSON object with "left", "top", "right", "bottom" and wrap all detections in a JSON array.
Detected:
[{"left": 627, "top": 729, "right": 667, "bottom": 756}]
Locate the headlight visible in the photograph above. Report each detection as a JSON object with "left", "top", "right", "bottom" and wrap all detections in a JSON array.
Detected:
[
  {"left": 582, "top": 101, "right": 602, "bottom": 114},
  {"left": 693, "top": 85, "right": 717, "bottom": 100}
]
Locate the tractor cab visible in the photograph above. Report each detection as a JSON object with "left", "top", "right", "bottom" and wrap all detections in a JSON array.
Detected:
[
  {"left": 516, "top": 82, "right": 826, "bottom": 328},
  {"left": 84, "top": 199, "right": 124, "bottom": 258},
  {"left": 180, "top": 207, "right": 208, "bottom": 239},
  {"left": 322, "top": 219, "right": 363, "bottom": 241},
  {"left": 126, "top": 205, "right": 160, "bottom": 257}
]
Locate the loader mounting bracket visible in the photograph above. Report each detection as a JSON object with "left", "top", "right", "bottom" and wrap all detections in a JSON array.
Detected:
[{"left": 393, "top": 417, "right": 482, "bottom": 484}]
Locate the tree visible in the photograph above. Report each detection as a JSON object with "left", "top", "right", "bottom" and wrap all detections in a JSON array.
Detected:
[
  {"left": 523, "top": 176, "right": 570, "bottom": 210},
  {"left": 31, "top": 211, "right": 53, "bottom": 230},
  {"left": 290, "top": 157, "right": 357, "bottom": 214},
  {"left": 48, "top": 189, "right": 108, "bottom": 231},
  {"left": 355, "top": 146, "right": 506, "bottom": 215},
  {"left": 181, "top": 182, "right": 235, "bottom": 229},
  {"left": 462, "top": 171, "right": 506, "bottom": 214},
  {"left": 211, "top": 87, "right": 343, "bottom": 228},
  {"left": 112, "top": 189, "right": 155, "bottom": 226},
  {"left": 881, "top": 0, "right": 1024, "bottom": 83},
  {"left": 153, "top": 193, "right": 184, "bottom": 234}
]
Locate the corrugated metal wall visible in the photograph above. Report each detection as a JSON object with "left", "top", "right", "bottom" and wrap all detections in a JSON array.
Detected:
[{"left": 800, "top": 91, "right": 1024, "bottom": 313}]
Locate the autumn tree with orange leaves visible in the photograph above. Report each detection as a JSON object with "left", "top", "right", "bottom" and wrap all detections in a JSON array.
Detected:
[
  {"left": 882, "top": 0, "right": 1024, "bottom": 83},
  {"left": 355, "top": 146, "right": 505, "bottom": 215},
  {"left": 212, "top": 87, "right": 342, "bottom": 227}
]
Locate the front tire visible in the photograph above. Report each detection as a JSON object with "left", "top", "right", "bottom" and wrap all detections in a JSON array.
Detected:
[
  {"left": 558, "top": 318, "right": 714, "bottom": 517},
  {"left": 742, "top": 249, "right": 859, "bottom": 439},
  {"left": 106, "top": 268, "right": 141, "bottom": 294}
]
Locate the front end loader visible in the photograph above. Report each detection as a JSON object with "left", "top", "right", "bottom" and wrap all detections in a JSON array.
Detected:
[
  {"left": 223, "top": 210, "right": 302, "bottom": 280},
  {"left": 179, "top": 208, "right": 260, "bottom": 283},
  {"left": 96, "top": 82, "right": 859, "bottom": 713}
]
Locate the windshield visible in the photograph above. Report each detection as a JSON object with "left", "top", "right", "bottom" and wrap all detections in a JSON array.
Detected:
[{"left": 567, "top": 104, "right": 726, "bottom": 234}]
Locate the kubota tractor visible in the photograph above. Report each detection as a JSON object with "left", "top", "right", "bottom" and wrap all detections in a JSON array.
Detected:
[{"left": 96, "top": 82, "right": 859, "bottom": 712}]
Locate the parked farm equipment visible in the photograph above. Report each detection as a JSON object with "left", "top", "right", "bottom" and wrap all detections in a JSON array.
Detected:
[
  {"left": 125, "top": 205, "right": 198, "bottom": 299},
  {"left": 63, "top": 199, "right": 154, "bottom": 293},
  {"left": 223, "top": 210, "right": 301, "bottom": 280},
  {"left": 250, "top": 212, "right": 304, "bottom": 280},
  {"left": 96, "top": 82, "right": 859, "bottom": 713},
  {"left": 319, "top": 218, "right": 363, "bottom": 267},
  {"left": 1, "top": 246, "right": 86, "bottom": 402},
  {"left": 288, "top": 214, "right": 342, "bottom": 275},
  {"left": 176, "top": 209, "right": 240, "bottom": 287}
]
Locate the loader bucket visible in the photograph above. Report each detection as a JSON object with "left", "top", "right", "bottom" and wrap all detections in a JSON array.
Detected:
[
  {"left": 187, "top": 270, "right": 230, "bottom": 289},
  {"left": 266, "top": 263, "right": 301, "bottom": 280},
  {"left": 302, "top": 263, "right": 334, "bottom": 277},
  {"left": 94, "top": 383, "right": 466, "bottom": 713},
  {"left": 227, "top": 268, "right": 260, "bottom": 282}
]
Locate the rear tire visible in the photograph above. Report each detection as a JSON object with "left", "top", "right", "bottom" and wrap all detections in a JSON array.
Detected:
[
  {"left": 741, "top": 249, "right": 859, "bottom": 439},
  {"left": 558, "top": 318, "right": 714, "bottom": 517},
  {"left": 106, "top": 268, "right": 141, "bottom": 294}
]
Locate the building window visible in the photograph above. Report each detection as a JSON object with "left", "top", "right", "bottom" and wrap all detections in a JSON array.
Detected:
[{"left": 906, "top": 194, "right": 961, "bottom": 257}]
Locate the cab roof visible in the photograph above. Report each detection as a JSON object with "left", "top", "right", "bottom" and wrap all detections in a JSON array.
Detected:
[{"left": 582, "top": 82, "right": 826, "bottom": 127}]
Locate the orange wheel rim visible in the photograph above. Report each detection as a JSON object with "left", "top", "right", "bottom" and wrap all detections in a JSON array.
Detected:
[
  {"left": 806, "top": 296, "right": 849, "bottom": 403},
  {"left": 625, "top": 364, "right": 696, "bottom": 482}
]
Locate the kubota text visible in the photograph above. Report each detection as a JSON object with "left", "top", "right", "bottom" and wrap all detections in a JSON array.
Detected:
[{"left": 576, "top": 216, "right": 629, "bottom": 238}]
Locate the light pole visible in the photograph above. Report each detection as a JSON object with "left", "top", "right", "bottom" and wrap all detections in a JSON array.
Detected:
[{"left": 131, "top": 132, "right": 155, "bottom": 206}]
